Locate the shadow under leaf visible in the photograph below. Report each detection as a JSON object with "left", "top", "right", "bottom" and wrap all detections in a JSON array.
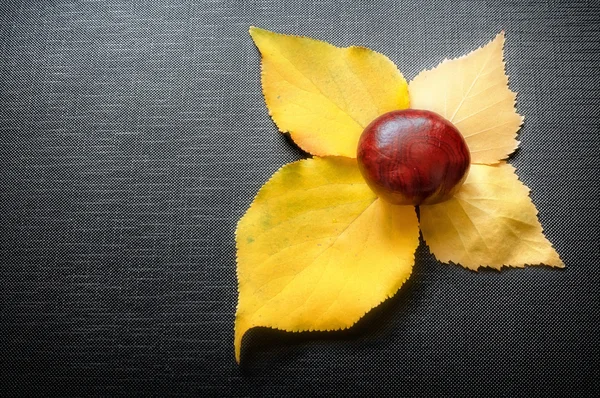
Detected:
[{"left": 239, "top": 263, "right": 427, "bottom": 370}]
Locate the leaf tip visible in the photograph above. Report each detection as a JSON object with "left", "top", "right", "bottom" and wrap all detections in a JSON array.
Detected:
[
  {"left": 234, "top": 315, "right": 251, "bottom": 364},
  {"left": 249, "top": 26, "right": 273, "bottom": 44},
  {"left": 249, "top": 25, "right": 262, "bottom": 35},
  {"left": 552, "top": 258, "right": 566, "bottom": 268},
  {"left": 496, "top": 30, "right": 506, "bottom": 42},
  {"left": 234, "top": 338, "right": 242, "bottom": 364},
  {"left": 249, "top": 25, "right": 258, "bottom": 39}
]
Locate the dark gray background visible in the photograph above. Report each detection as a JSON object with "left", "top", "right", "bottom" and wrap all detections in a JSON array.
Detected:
[{"left": 1, "top": 0, "right": 598, "bottom": 396}]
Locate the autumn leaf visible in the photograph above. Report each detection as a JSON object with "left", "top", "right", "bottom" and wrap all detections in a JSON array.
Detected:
[
  {"left": 419, "top": 163, "right": 564, "bottom": 270},
  {"left": 235, "top": 157, "right": 419, "bottom": 362},
  {"left": 409, "top": 33, "right": 562, "bottom": 270},
  {"left": 409, "top": 32, "right": 523, "bottom": 164},
  {"left": 249, "top": 26, "right": 410, "bottom": 157},
  {"left": 237, "top": 27, "right": 564, "bottom": 363}
]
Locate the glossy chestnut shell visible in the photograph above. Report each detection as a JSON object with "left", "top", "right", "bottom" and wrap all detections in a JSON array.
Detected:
[{"left": 357, "top": 109, "right": 470, "bottom": 205}]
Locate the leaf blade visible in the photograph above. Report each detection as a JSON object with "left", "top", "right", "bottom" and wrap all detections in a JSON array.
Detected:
[
  {"left": 409, "top": 32, "right": 523, "bottom": 164},
  {"left": 235, "top": 157, "right": 419, "bottom": 362},
  {"left": 420, "top": 163, "right": 563, "bottom": 270},
  {"left": 250, "top": 27, "right": 410, "bottom": 157}
]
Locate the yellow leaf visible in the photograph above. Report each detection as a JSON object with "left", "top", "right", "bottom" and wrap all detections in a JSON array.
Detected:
[
  {"left": 235, "top": 157, "right": 419, "bottom": 362},
  {"left": 409, "top": 32, "right": 523, "bottom": 164},
  {"left": 419, "top": 163, "right": 563, "bottom": 270},
  {"left": 249, "top": 26, "right": 410, "bottom": 158}
]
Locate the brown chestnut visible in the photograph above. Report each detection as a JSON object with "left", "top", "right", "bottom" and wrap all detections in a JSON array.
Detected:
[{"left": 357, "top": 109, "right": 470, "bottom": 205}]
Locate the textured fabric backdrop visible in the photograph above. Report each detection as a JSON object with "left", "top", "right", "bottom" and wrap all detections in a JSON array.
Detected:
[{"left": 1, "top": 0, "right": 598, "bottom": 396}]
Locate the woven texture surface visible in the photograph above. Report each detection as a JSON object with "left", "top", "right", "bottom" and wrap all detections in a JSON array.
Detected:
[{"left": 1, "top": 1, "right": 599, "bottom": 396}]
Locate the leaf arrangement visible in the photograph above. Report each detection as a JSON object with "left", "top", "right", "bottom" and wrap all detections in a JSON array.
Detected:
[{"left": 234, "top": 27, "right": 563, "bottom": 363}]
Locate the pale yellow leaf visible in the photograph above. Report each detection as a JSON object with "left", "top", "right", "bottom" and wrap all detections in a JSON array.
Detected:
[
  {"left": 235, "top": 157, "right": 419, "bottom": 362},
  {"left": 409, "top": 32, "right": 523, "bottom": 164},
  {"left": 420, "top": 163, "right": 563, "bottom": 270},
  {"left": 249, "top": 26, "right": 410, "bottom": 158}
]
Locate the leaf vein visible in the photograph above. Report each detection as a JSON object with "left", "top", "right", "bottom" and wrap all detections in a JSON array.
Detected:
[
  {"left": 448, "top": 46, "right": 496, "bottom": 122},
  {"left": 247, "top": 198, "right": 378, "bottom": 319},
  {"left": 271, "top": 51, "right": 365, "bottom": 129}
]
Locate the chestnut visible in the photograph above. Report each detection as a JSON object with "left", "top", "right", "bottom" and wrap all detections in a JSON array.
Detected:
[{"left": 357, "top": 109, "right": 470, "bottom": 205}]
